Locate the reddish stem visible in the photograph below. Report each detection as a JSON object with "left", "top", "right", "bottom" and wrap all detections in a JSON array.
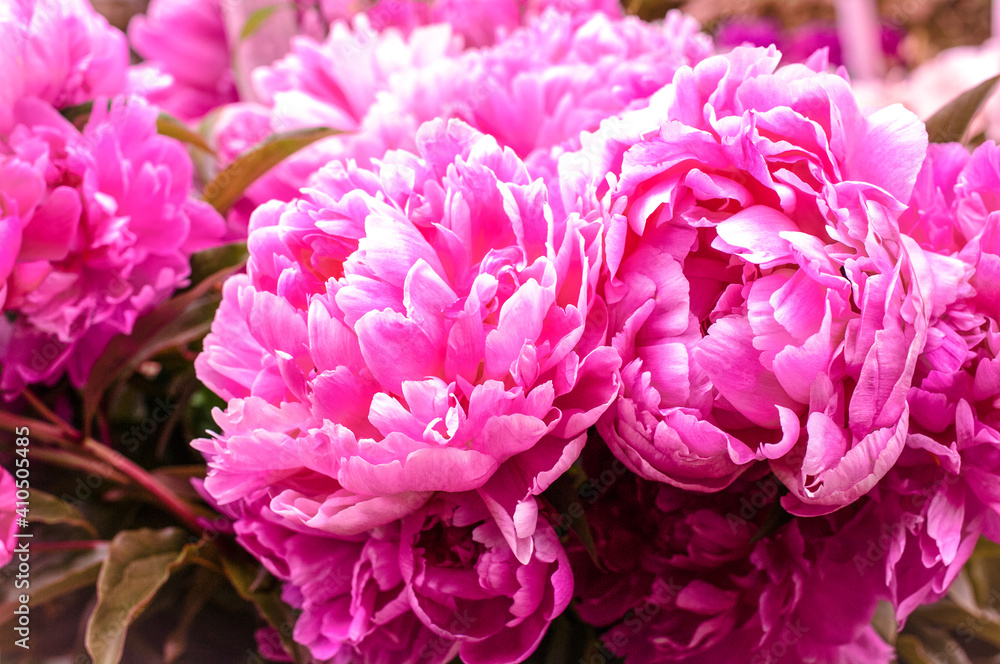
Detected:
[
  {"left": 81, "top": 437, "right": 207, "bottom": 536},
  {"left": 21, "top": 389, "right": 82, "bottom": 442},
  {"left": 34, "top": 540, "right": 107, "bottom": 553}
]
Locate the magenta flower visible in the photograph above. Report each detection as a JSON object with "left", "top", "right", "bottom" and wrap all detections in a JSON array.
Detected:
[
  {"left": 233, "top": 491, "right": 570, "bottom": 664},
  {"left": 316, "top": 0, "right": 621, "bottom": 48},
  {"left": 195, "top": 118, "right": 617, "bottom": 567},
  {"left": 232, "top": 498, "right": 447, "bottom": 664},
  {"left": 0, "top": 468, "right": 17, "bottom": 567},
  {"left": 128, "top": 0, "right": 238, "bottom": 121},
  {"left": 209, "top": 17, "right": 463, "bottom": 232},
  {"left": 213, "top": 8, "right": 711, "bottom": 236},
  {"left": 407, "top": 9, "right": 711, "bottom": 194},
  {"left": 0, "top": 0, "right": 128, "bottom": 131},
  {"left": 873, "top": 141, "right": 1000, "bottom": 622},
  {"left": 715, "top": 18, "right": 845, "bottom": 66},
  {"left": 0, "top": 98, "right": 226, "bottom": 393},
  {"left": 570, "top": 446, "right": 893, "bottom": 663},
  {"left": 561, "top": 46, "right": 935, "bottom": 512},
  {"left": 399, "top": 495, "right": 572, "bottom": 664}
]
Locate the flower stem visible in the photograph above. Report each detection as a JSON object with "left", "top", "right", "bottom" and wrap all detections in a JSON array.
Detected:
[
  {"left": 81, "top": 437, "right": 207, "bottom": 535},
  {"left": 0, "top": 411, "right": 67, "bottom": 446},
  {"left": 20, "top": 389, "right": 82, "bottom": 442},
  {"left": 31, "top": 447, "right": 131, "bottom": 486},
  {"left": 34, "top": 540, "right": 107, "bottom": 553}
]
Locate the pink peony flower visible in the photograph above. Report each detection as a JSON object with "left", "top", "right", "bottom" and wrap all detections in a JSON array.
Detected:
[
  {"left": 0, "top": 0, "right": 128, "bottom": 131},
  {"left": 195, "top": 118, "right": 618, "bottom": 566},
  {"left": 0, "top": 468, "right": 17, "bottom": 567},
  {"left": 570, "top": 445, "right": 893, "bottom": 663},
  {"left": 128, "top": 0, "right": 238, "bottom": 121},
  {"left": 403, "top": 9, "right": 712, "bottom": 195},
  {"left": 232, "top": 492, "right": 570, "bottom": 664},
  {"left": 0, "top": 97, "right": 226, "bottom": 394},
  {"left": 254, "top": 627, "right": 293, "bottom": 663},
  {"left": 128, "top": 0, "right": 621, "bottom": 123},
  {"left": 561, "top": 46, "right": 938, "bottom": 512},
  {"left": 213, "top": 8, "right": 711, "bottom": 235},
  {"left": 316, "top": 0, "right": 621, "bottom": 48},
  {"left": 872, "top": 141, "right": 1000, "bottom": 622},
  {"left": 399, "top": 495, "right": 572, "bottom": 664},
  {"left": 208, "top": 16, "right": 463, "bottom": 232}
]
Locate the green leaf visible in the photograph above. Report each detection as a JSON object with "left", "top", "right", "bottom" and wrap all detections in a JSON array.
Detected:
[
  {"left": 189, "top": 242, "right": 249, "bottom": 286},
  {"left": 157, "top": 113, "right": 216, "bottom": 155},
  {"left": 925, "top": 74, "right": 1000, "bottom": 144},
  {"left": 85, "top": 528, "right": 201, "bottom": 664},
  {"left": 222, "top": 552, "right": 309, "bottom": 663},
  {"left": 0, "top": 547, "right": 107, "bottom": 627},
  {"left": 946, "top": 570, "right": 979, "bottom": 613},
  {"left": 28, "top": 489, "right": 98, "bottom": 536},
  {"left": 916, "top": 602, "right": 1000, "bottom": 651},
  {"left": 240, "top": 4, "right": 287, "bottom": 41},
  {"left": 966, "top": 538, "right": 1000, "bottom": 606},
  {"left": 203, "top": 127, "right": 343, "bottom": 214}
]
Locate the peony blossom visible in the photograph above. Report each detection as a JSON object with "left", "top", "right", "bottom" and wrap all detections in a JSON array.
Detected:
[
  {"left": 398, "top": 496, "right": 571, "bottom": 664},
  {"left": 212, "top": 8, "right": 711, "bottom": 234},
  {"left": 127, "top": 0, "right": 623, "bottom": 123},
  {"left": 315, "top": 0, "right": 622, "bottom": 47},
  {"left": 0, "top": 97, "right": 226, "bottom": 394},
  {"left": 561, "top": 46, "right": 940, "bottom": 513},
  {"left": 208, "top": 16, "right": 463, "bottom": 233},
  {"left": 400, "top": 9, "right": 712, "bottom": 196},
  {"left": 569, "top": 445, "right": 893, "bottom": 663},
  {"left": 0, "top": 0, "right": 128, "bottom": 131},
  {"left": 872, "top": 141, "right": 1000, "bottom": 622},
  {"left": 225, "top": 487, "right": 570, "bottom": 662},
  {"left": 128, "top": 0, "right": 238, "bottom": 121},
  {"left": 195, "top": 118, "right": 617, "bottom": 567}
]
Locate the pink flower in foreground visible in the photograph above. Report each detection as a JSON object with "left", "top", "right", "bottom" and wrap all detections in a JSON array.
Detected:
[
  {"left": 0, "top": 98, "right": 226, "bottom": 394},
  {"left": 0, "top": 468, "right": 17, "bottom": 567},
  {"left": 0, "top": 0, "right": 128, "bottom": 131},
  {"left": 562, "top": 46, "right": 940, "bottom": 512},
  {"left": 195, "top": 118, "right": 618, "bottom": 564},
  {"left": 399, "top": 496, "right": 571, "bottom": 664},
  {"left": 233, "top": 492, "right": 570, "bottom": 663}
]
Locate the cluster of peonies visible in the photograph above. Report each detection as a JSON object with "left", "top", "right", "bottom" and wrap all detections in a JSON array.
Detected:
[
  {"left": 5, "top": 0, "right": 1000, "bottom": 662},
  {"left": 559, "top": 44, "right": 1000, "bottom": 664},
  {"left": 0, "top": 0, "right": 226, "bottom": 394},
  {"left": 189, "top": 13, "right": 1000, "bottom": 658},
  {"left": 127, "top": 0, "right": 627, "bottom": 124}
]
